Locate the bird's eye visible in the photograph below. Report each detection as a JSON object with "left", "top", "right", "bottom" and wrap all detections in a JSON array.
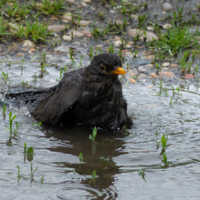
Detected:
[{"left": 99, "top": 64, "right": 106, "bottom": 71}]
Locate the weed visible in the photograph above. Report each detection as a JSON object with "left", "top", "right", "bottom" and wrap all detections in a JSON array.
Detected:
[
  {"left": 162, "top": 152, "right": 169, "bottom": 166},
  {"left": 31, "top": 0, "right": 65, "bottom": 15},
  {"left": 33, "top": 121, "right": 42, "bottom": 128},
  {"left": 8, "top": 112, "right": 16, "bottom": 134},
  {"left": 16, "top": 20, "right": 51, "bottom": 42},
  {"left": 92, "top": 170, "right": 97, "bottom": 178},
  {"left": 0, "top": 17, "right": 8, "bottom": 37},
  {"left": 1, "top": 71, "right": 8, "bottom": 84},
  {"left": 161, "top": 134, "right": 167, "bottom": 149},
  {"left": 14, "top": 121, "right": 22, "bottom": 135},
  {"left": 170, "top": 98, "right": 173, "bottom": 106},
  {"left": 69, "top": 47, "right": 75, "bottom": 64},
  {"left": 17, "top": 165, "right": 22, "bottom": 180},
  {"left": 131, "top": 50, "right": 138, "bottom": 58},
  {"left": 0, "top": 0, "right": 6, "bottom": 8},
  {"left": 138, "top": 169, "right": 145, "bottom": 175},
  {"left": 31, "top": 163, "right": 38, "bottom": 181},
  {"left": 138, "top": 14, "right": 148, "bottom": 27},
  {"left": 40, "top": 175, "right": 44, "bottom": 183},
  {"left": 89, "top": 127, "right": 97, "bottom": 142},
  {"left": 153, "top": 25, "right": 200, "bottom": 56},
  {"left": 108, "top": 43, "right": 115, "bottom": 54},
  {"left": 79, "top": 152, "right": 83, "bottom": 162},
  {"left": 5, "top": 3, "right": 31, "bottom": 18},
  {"left": 89, "top": 46, "right": 94, "bottom": 60},
  {"left": 2, "top": 103, "right": 6, "bottom": 114}
]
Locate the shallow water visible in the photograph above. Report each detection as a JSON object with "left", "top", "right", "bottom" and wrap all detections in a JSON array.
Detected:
[{"left": 0, "top": 56, "right": 200, "bottom": 199}]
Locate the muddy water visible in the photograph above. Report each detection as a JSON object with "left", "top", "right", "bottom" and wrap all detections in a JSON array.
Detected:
[{"left": 0, "top": 56, "right": 200, "bottom": 200}]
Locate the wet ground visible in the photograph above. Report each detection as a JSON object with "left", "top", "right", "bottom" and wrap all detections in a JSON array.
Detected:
[{"left": 1, "top": 0, "right": 200, "bottom": 199}]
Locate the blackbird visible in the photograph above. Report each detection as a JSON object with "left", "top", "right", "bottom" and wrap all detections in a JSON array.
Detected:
[{"left": 5, "top": 53, "right": 133, "bottom": 129}]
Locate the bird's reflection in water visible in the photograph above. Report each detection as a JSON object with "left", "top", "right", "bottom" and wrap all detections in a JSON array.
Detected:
[{"left": 44, "top": 125, "right": 129, "bottom": 196}]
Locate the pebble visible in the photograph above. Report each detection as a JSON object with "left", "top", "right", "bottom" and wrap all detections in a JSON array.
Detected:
[
  {"left": 22, "top": 40, "right": 35, "bottom": 48},
  {"left": 47, "top": 25, "right": 66, "bottom": 32},
  {"left": 150, "top": 73, "right": 158, "bottom": 78},
  {"left": 163, "top": 24, "right": 171, "bottom": 29},
  {"left": 16, "top": 52, "right": 24, "bottom": 57},
  {"left": 55, "top": 46, "right": 69, "bottom": 52},
  {"left": 147, "top": 26, "right": 154, "bottom": 31},
  {"left": 62, "top": 35, "right": 71, "bottom": 41},
  {"left": 70, "top": 31, "right": 84, "bottom": 38},
  {"left": 162, "top": 62, "right": 170, "bottom": 67},
  {"left": 129, "top": 78, "right": 137, "bottom": 83},
  {"left": 95, "top": 45, "right": 103, "bottom": 49},
  {"left": 67, "top": 0, "right": 74, "bottom": 3},
  {"left": 81, "top": 30, "right": 91, "bottom": 36},
  {"left": 63, "top": 13, "right": 72, "bottom": 21},
  {"left": 146, "top": 64, "right": 153, "bottom": 68},
  {"left": 114, "top": 40, "right": 121, "bottom": 47},
  {"left": 75, "top": 20, "right": 90, "bottom": 26},
  {"left": 138, "top": 66, "right": 148, "bottom": 73},
  {"left": 114, "top": 36, "right": 121, "bottom": 40},
  {"left": 170, "top": 63, "right": 178, "bottom": 68},
  {"left": 162, "top": 3, "right": 173, "bottom": 12},
  {"left": 185, "top": 74, "right": 194, "bottom": 79},
  {"left": 146, "top": 55, "right": 155, "bottom": 60},
  {"left": 0, "top": 46, "right": 2, "bottom": 52},
  {"left": 127, "top": 29, "right": 158, "bottom": 42},
  {"left": 159, "top": 72, "right": 174, "bottom": 77}
]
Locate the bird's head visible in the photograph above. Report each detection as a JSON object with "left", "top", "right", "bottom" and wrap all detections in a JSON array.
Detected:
[{"left": 90, "top": 53, "right": 126, "bottom": 77}]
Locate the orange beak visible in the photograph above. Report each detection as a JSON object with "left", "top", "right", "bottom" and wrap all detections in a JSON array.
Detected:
[{"left": 109, "top": 67, "right": 126, "bottom": 75}]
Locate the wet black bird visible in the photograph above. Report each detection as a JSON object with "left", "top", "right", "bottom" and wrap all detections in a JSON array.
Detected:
[{"left": 5, "top": 53, "right": 133, "bottom": 129}]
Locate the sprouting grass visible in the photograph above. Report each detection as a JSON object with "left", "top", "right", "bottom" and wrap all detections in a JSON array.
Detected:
[
  {"left": 79, "top": 152, "right": 83, "bottom": 162},
  {"left": 15, "top": 20, "right": 51, "bottom": 43},
  {"left": 152, "top": 25, "right": 200, "bottom": 56},
  {"left": 8, "top": 111, "right": 16, "bottom": 134},
  {"left": 108, "top": 43, "right": 115, "bottom": 54},
  {"left": 31, "top": 0, "right": 65, "bottom": 15},
  {"left": 138, "top": 14, "right": 148, "bottom": 27},
  {"left": 5, "top": 3, "right": 31, "bottom": 18},
  {"left": 162, "top": 152, "right": 169, "bottom": 166},
  {"left": 0, "top": 0, "right": 6, "bottom": 9},
  {"left": 69, "top": 47, "right": 75, "bottom": 64},
  {"left": 2, "top": 103, "right": 6, "bottom": 114},
  {"left": 17, "top": 165, "right": 22, "bottom": 180},
  {"left": 1, "top": 71, "right": 8, "bottom": 84},
  {"left": 138, "top": 169, "right": 145, "bottom": 175},
  {"left": 89, "top": 127, "right": 97, "bottom": 142},
  {"left": 24, "top": 143, "right": 34, "bottom": 155},
  {"left": 40, "top": 175, "right": 44, "bottom": 183},
  {"left": 0, "top": 17, "right": 9, "bottom": 37}
]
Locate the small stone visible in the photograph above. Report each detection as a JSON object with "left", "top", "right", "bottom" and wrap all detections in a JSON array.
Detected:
[
  {"left": 70, "top": 31, "right": 84, "bottom": 38},
  {"left": 29, "top": 48, "right": 35, "bottom": 52},
  {"left": 130, "top": 72, "right": 137, "bottom": 76},
  {"left": 63, "top": 13, "right": 72, "bottom": 21},
  {"left": 67, "top": 0, "right": 74, "bottom": 3},
  {"left": 147, "top": 26, "right": 154, "bottom": 31},
  {"left": 86, "top": 33, "right": 92, "bottom": 38},
  {"left": 116, "top": 20, "right": 123, "bottom": 25},
  {"left": 170, "top": 63, "right": 178, "bottom": 68},
  {"left": 138, "top": 66, "right": 148, "bottom": 73},
  {"left": 8, "top": 22, "right": 19, "bottom": 33},
  {"left": 185, "top": 74, "right": 194, "bottom": 79},
  {"left": 163, "top": 24, "right": 171, "bottom": 29},
  {"left": 162, "top": 62, "right": 170, "bottom": 67},
  {"left": 81, "top": 30, "right": 91, "bottom": 36},
  {"left": 159, "top": 72, "right": 174, "bottom": 77},
  {"left": 0, "top": 46, "right": 2, "bottom": 52},
  {"left": 81, "top": 2, "right": 87, "bottom": 6},
  {"left": 84, "top": 0, "right": 91, "bottom": 2},
  {"left": 150, "top": 73, "right": 158, "bottom": 78},
  {"left": 22, "top": 40, "right": 35, "bottom": 48},
  {"left": 16, "top": 52, "right": 24, "bottom": 57},
  {"left": 62, "top": 35, "right": 71, "bottom": 41},
  {"left": 95, "top": 45, "right": 103, "bottom": 49},
  {"left": 127, "top": 29, "right": 158, "bottom": 42},
  {"left": 146, "top": 55, "right": 155, "bottom": 60},
  {"left": 129, "top": 78, "right": 137, "bottom": 83},
  {"left": 114, "top": 40, "right": 121, "bottom": 47},
  {"left": 110, "top": 10, "right": 115, "bottom": 13},
  {"left": 114, "top": 36, "right": 121, "bottom": 40},
  {"left": 48, "top": 25, "right": 66, "bottom": 32},
  {"left": 75, "top": 20, "right": 90, "bottom": 26},
  {"left": 72, "top": 41, "right": 81, "bottom": 46},
  {"left": 146, "top": 64, "right": 153, "bottom": 68},
  {"left": 162, "top": 3, "right": 173, "bottom": 12}
]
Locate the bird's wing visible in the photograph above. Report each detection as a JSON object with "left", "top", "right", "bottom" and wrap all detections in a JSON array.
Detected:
[{"left": 29, "top": 70, "right": 83, "bottom": 125}]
